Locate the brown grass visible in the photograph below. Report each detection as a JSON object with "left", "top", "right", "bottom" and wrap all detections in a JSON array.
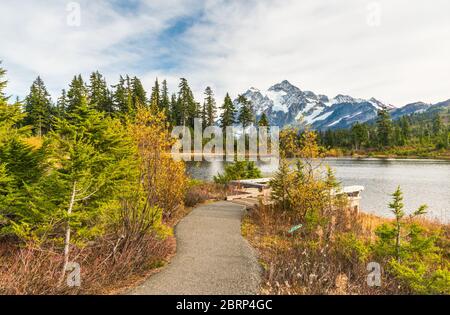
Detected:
[
  {"left": 242, "top": 205, "right": 449, "bottom": 295},
  {"left": 0, "top": 233, "right": 174, "bottom": 295},
  {"left": 184, "top": 182, "right": 234, "bottom": 207}
]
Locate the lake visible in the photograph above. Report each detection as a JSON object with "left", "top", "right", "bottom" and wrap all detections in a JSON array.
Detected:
[{"left": 186, "top": 158, "right": 450, "bottom": 222}]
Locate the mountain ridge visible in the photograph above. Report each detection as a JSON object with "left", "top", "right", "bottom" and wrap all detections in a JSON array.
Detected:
[{"left": 234, "top": 80, "right": 448, "bottom": 130}]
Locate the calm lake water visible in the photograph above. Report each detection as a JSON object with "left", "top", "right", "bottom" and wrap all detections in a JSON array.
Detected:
[{"left": 186, "top": 158, "right": 450, "bottom": 222}]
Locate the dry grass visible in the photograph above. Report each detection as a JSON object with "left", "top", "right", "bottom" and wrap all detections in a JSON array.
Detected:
[
  {"left": 242, "top": 205, "right": 449, "bottom": 295},
  {"left": 184, "top": 181, "right": 234, "bottom": 207},
  {"left": 0, "top": 233, "right": 174, "bottom": 295}
]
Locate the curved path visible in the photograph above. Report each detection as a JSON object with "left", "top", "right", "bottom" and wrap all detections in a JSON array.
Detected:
[{"left": 130, "top": 201, "right": 261, "bottom": 295}]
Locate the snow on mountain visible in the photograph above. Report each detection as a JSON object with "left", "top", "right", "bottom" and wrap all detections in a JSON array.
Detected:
[
  {"left": 234, "top": 80, "right": 391, "bottom": 130},
  {"left": 234, "top": 80, "right": 448, "bottom": 130}
]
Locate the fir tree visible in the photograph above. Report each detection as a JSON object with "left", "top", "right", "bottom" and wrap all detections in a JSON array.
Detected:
[
  {"left": 150, "top": 78, "right": 160, "bottom": 111},
  {"left": 376, "top": 108, "right": 393, "bottom": 148},
  {"left": 177, "top": 78, "right": 197, "bottom": 127},
  {"left": 112, "top": 75, "right": 133, "bottom": 116},
  {"left": 56, "top": 89, "right": 68, "bottom": 118},
  {"left": 269, "top": 159, "right": 293, "bottom": 212},
  {"left": 48, "top": 95, "right": 135, "bottom": 280},
  {"left": 258, "top": 112, "right": 269, "bottom": 127},
  {"left": 0, "top": 62, "right": 7, "bottom": 101},
  {"left": 219, "top": 93, "right": 236, "bottom": 129},
  {"left": 432, "top": 115, "right": 443, "bottom": 136},
  {"left": 169, "top": 93, "right": 178, "bottom": 125},
  {"left": 237, "top": 94, "right": 254, "bottom": 128},
  {"left": 131, "top": 76, "right": 147, "bottom": 108},
  {"left": 88, "top": 71, "right": 113, "bottom": 114},
  {"left": 351, "top": 122, "right": 368, "bottom": 150},
  {"left": 24, "top": 76, "right": 53, "bottom": 137},
  {"left": 160, "top": 80, "right": 170, "bottom": 115},
  {"left": 66, "top": 75, "right": 88, "bottom": 113},
  {"left": 204, "top": 86, "right": 217, "bottom": 126}
]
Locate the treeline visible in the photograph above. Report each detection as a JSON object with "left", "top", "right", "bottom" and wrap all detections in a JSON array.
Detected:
[
  {"left": 19, "top": 69, "right": 269, "bottom": 135},
  {"left": 317, "top": 108, "right": 450, "bottom": 154}
]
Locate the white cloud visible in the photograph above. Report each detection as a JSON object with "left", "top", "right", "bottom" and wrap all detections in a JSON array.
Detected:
[
  {"left": 176, "top": 0, "right": 450, "bottom": 106},
  {"left": 1, "top": 0, "right": 450, "bottom": 106},
  {"left": 0, "top": 0, "right": 199, "bottom": 97}
]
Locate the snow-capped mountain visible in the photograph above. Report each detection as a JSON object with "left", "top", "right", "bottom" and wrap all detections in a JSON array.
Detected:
[{"left": 234, "top": 80, "right": 396, "bottom": 130}]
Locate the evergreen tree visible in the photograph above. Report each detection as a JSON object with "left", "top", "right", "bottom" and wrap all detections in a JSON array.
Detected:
[
  {"left": 219, "top": 93, "right": 236, "bottom": 129},
  {"left": 160, "top": 80, "right": 170, "bottom": 115},
  {"left": 269, "top": 159, "right": 293, "bottom": 212},
  {"left": 66, "top": 75, "right": 88, "bottom": 113},
  {"left": 24, "top": 76, "right": 53, "bottom": 136},
  {"left": 204, "top": 86, "right": 217, "bottom": 126},
  {"left": 131, "top": 76, "right": 147, "bottom": 108},
  {"left": 258, "top": 113, "right": 269, "bottom": 127},
  {"left": 351, "top": 122, "right": 368, "bottom": 150},
  {"left": 56, "top": 89, "right": 68, "bottom": 118},
  {"left": 88, "top": 71, "right": 113, "bottom": 114},
  {"left": 200, "top": 101, "right": 207, "bottom": 129},
  {"left": 376, "top": 108, "right": 393, "bottom": 148},
  {"left": 432, "top": 115, "right": 443, "bottom": 136},
  {"left": 112, "top": 75, "right": 133, "bottom": 116},
  {"left": 0, "top": 63, "right": 7, "bottom": 101},
  {"left": 47, "top": 95, "right": 135, "bottom": 278},
  {"left": 150, "top": 78, "right": 160, "bottom": 111},
  {"left": 0, "top": 66, "right": 43, "bottom": 232},
  {"left": 237, "top": 94, "right": 254, "bottom": 128},
  {"left": 169, "top": 93, "right": 178, "bottom": 125},
  {"left": 399, "top": 116, "right": 411, "bottom": 141},
  {"left": 177, "top": 78, "right": 197, "bottom": 127}
]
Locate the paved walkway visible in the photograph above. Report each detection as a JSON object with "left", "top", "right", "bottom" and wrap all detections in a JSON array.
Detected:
[{"left": 130, "top": 201, "right": 261, "bottom": 295}]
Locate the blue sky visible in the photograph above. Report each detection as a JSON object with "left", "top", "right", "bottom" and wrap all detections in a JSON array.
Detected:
[{"left": 1, "top": 0, "right": 450, "bottom": 106}]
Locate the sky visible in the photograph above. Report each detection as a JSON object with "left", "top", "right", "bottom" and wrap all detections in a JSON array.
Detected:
[{"left": 1, "top": 0, "right": 450, "bottom": 107}]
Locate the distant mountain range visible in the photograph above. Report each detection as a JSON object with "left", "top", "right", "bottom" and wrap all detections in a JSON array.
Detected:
[{"left": 234, "top": 80, "right": 450, "bottom": 130}]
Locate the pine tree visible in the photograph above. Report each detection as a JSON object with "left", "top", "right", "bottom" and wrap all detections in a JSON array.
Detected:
[
  {"left": 219, "top": 93, "right": 236, "bottom": 129},
  {"left": 177, "top": 78, "right": 197, "bottom": 127},
  {"left": 131, "top": 76, "right": 147, "bottom": 109},
  {"left": 150, "top": 78, "right": 160, "bottom": 111},
  {"left": 258, "top": 112, "right": 269, "bottom": 127},
  {"left": 376, "top": 108, "right": 392, "bottom": 148},
  {"left": 201, "top": 101, "right": 207, "bottom": 129},
  {"left": 204, "top": 86, "right": 217, "bottom": 126},
  {"left": 24, "top": 76, "right": 53, "bottom": 137},
  {"left": 161, "top": 80, "right": 170, "bottom": 115},
  {"left": 0, "top": 66, "right": 43, "bottom": 233},
  {"left": 169, "top": 93, "right": 178, "bottom": 125},
  {"left": 351, "top": 122, "right": 368, "bottom": 150},
  {"left": 56, "top": 89, "right": 68, "bottom": 118},
  {"left": 399, "top": 116, "right": 411, "bottom": 141},
  {"left": 66, "top": 75, "right": 88, "bottom": 113},
  {"left": 269, "top": 159, "right": 293, "bottom": 212},
  {"left": 0, "top": 63, "right": 7, "bottom": 101},
  {"left": 432, "top": 115, "right": 443, "bottom": 136},
  {"left": 237, "top": 95, "right": 254, "bottom": 128},
  {"left": 48, "top": 95, "right": 135, "bottom": 280},
  {"left": 88, "top": 71, "right": 113, "bottom": 114},
  {"left": 112, "top": 75, "right": 133, "bottom": 116}
]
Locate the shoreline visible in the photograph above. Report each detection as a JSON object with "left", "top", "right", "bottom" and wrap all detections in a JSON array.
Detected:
[{"left": 172, "top": 152, "right": 450, "bottom": 161}]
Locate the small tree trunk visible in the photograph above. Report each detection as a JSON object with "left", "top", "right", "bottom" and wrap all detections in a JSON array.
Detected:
[
  {"left": 395, "top": 218, "right": 401, "bottom": 262},
  {"left": 59, "top": 181, "right": 77, "bottom": 285}
]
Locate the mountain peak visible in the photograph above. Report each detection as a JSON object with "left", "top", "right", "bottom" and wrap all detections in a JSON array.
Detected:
[
  {"left": 332, "top": 94, "right": 357, "bottom": 104},
  {"left": 269, "top": 80, "right": 300, "bottom": 92}
]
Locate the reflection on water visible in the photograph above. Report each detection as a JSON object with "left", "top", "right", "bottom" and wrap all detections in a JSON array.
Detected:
[{"left": 186, "top": 158, "right": 450, "bottom": 222}]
